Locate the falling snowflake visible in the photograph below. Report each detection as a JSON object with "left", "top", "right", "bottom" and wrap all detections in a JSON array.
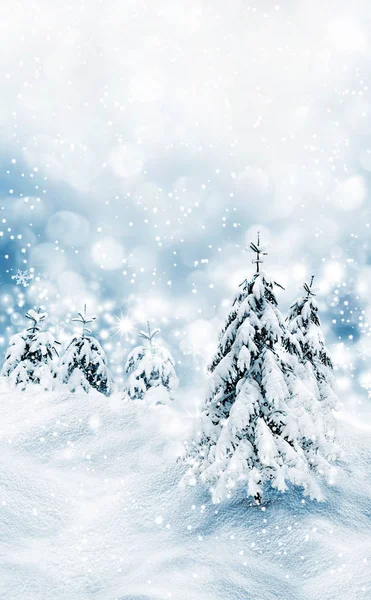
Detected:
[{"left": 11, "top": 269, "right": 33, "bottom": 287}]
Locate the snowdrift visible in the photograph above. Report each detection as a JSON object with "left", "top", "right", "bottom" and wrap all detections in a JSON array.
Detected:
[{"left": 0, "top": 380, "right": 370, "bottom": 600}]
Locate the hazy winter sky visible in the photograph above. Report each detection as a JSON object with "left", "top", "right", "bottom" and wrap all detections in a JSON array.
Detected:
[{"left": 0, "top": 0, "right": 370, "bottom": 399}]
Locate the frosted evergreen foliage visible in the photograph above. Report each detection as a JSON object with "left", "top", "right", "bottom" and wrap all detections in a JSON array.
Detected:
[
  {"left": 186, "top": 237, "right": 338, "bottom": 504},
  {"left": 124, "top": 322, "right": 178, "bottom": 402},
  {"left": 1, "top": 308, "right": 60, "bottom": 390},
  {"left": 286, "top": 277, "right": 340, "bottom": 462},
  {"left": 287, "top": 276, "right": 338, "bottom": 412},
  {"left": 59, "top": 306, "right": 113, "bottom": 396}
]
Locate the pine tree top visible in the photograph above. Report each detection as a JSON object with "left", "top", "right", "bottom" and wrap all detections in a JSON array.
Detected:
[
  {"left": 72, "top": 305, "right": 96, "bottom": 338},
  {"left": 249, "top": 231, "right": 268, "bottom": 274},
  {"left": 209, "top": 237, "right": 286, "bottom": 375},
  {"left": 288, "top": 277, "right": 321, "bottom": 328},
  {"left": 303, "top": 275, "right": 316, "bottom": 299},
  {"left": 241, "top": 232, "right": 285, "bottom": 297},
  {"left": 25, "top": 308, "right": 48, "bottom": 333},
  {"left": 138, "top": 321, "right": 160, "bottom": 346}
]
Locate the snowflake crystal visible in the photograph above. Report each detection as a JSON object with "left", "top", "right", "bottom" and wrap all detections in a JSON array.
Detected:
[{"left": 11, "top": 269, "right": 33, "bottom": 287}]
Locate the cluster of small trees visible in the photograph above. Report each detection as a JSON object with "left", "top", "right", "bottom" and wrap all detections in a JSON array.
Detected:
[
  {"left": 2, "top": 235, "right": 340, "bottom": 504},
  {"left": 185, "top": 236, "right": 340, "bottom": 504},
  {"left": 1, "top": 306, "right": 178, "bottom": 402}
]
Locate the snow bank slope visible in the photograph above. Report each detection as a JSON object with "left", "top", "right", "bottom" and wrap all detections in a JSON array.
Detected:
[{"left": 0, "top": 381, "right": 370, "bottom": 600}]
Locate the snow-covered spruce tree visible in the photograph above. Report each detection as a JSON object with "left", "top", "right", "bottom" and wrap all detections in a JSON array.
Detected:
[
  {"left": 186, "top": 236, "right": 329, "bottom": 504},
  {"left": 59, "top": 306, "right": 113, "bottom": 396},
  {"left": 124, "top": 322, "right": 178, "bottom": 402},
  {"left": 286, "top": 277, "right": 340, "bottom": 464},
  {"left": 1, "top": 308, "right": 60, "bottom": 390}
]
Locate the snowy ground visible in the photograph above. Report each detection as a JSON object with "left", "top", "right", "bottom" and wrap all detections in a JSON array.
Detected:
[{"left": 0, "top": 380, "right": 370, "bottom": 600}]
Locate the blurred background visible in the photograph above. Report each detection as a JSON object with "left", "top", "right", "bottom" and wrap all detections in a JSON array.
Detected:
[{"left": 0, "top": 0, "right": 370, "bottom": 410}]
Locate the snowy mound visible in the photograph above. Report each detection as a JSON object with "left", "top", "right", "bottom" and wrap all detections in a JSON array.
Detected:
[{"left": 0, "top": 381, "right": 370, "bottom": 600}]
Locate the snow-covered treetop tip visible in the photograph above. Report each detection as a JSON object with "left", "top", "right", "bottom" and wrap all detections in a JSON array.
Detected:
[
  {"left": 25, "top": 308, "right": 48, "bottom": 333},
  {"left": 240, "top": 233, "right": 284, "bottom": 292},
  {"left": 249, "top": 231, "right": 268, "bottom": 274},
  {"left": 238, "top": 232, "right": 268, "bottom": 291},
  {"left": 303, "top": 275, "right": 316, "bottom": 298},
  {"left": 138, "top": 321, "right": 160, "bottom": 346},
  {"left": 72, "top": 304, "right": 96, "bottom": 338}
]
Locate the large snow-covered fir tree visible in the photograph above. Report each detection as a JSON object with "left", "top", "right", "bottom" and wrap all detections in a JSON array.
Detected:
[
  {"left": 286, "top": 277, "right": 340, "bottom": 464},
  {"left": 124, "top": 322, "right": 178, "bottom": 402},
  {"left": 185, "top": 236, "right": 338, "bottom": 504},
  {"left": 1, "top": 308, "right": 60, "bottom": 390},
  {"left": 59, "top": 306, "right": 113, "bottom": 396}
]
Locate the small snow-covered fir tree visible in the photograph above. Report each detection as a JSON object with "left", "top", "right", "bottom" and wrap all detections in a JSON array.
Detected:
[
  {"left": 59, "top": 306, "right": 113, "bottom": 396},
  {"left": 185, "top": 236, "right": 336, "bottom": 504},
  {"left": 287, "top": 276, "right": 338, "bottom": 411},
  {"left": 124, "top": 322, "right": 178, "bottom": 402},
  {"left": 286, "top": 277, "right": 340, "bottom": 464},
  {"left": 1, "top": 308, "right": 60, "bottom": 390}
]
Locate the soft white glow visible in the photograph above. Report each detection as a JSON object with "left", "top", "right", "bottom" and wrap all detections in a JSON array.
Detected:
[
  {"left": 113, "top": 315, "right": 136, "bottom": 341},
  {"left": 331, "top": 176, "right": 367, "bottom": 211},
  {"left": 327, "top": 18, "right": 367, "bottom": 53},
  {"left": 91, "top": 238, "right": 125, "bottom": 270}
]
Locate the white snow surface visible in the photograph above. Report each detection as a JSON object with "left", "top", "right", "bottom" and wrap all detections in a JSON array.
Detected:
[{"left": 0, "top": 380, "right": 370, "bottom": 600}]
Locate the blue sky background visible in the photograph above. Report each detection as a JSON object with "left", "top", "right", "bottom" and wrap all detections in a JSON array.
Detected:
[{"left": 0, "top": 0, "right": 370, "bottom": 406}]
